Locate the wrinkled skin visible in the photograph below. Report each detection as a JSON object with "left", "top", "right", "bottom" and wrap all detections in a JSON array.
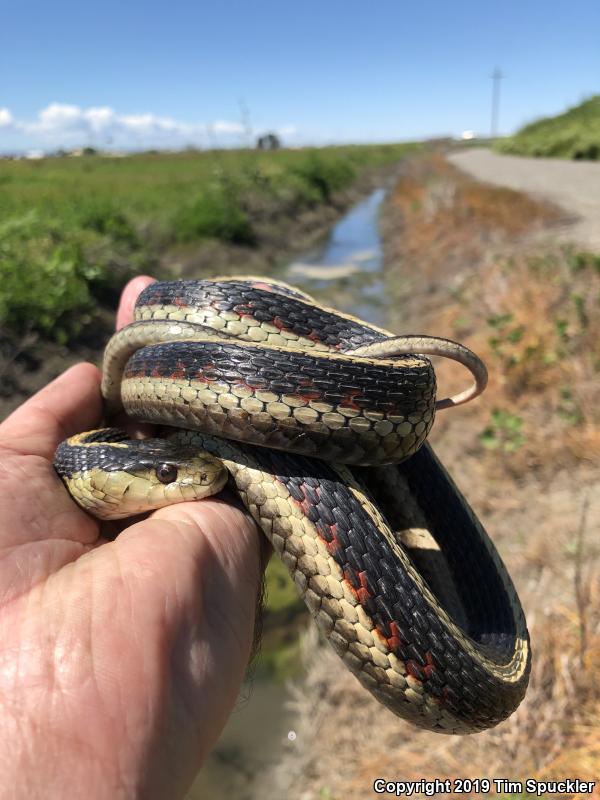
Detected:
[{"left": 0, "top": 276, "right": 263, "bottom": 799}]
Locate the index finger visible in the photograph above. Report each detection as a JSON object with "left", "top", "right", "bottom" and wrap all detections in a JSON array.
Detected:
[
  {"left": 0, "top": 363, "right": 103, "bottom": 459},
  {"left": 0, "top": 276, "right": 157, "bottom": 459},
  {"left": 116, "top": 275, "right": 156, "bottom": 330}
]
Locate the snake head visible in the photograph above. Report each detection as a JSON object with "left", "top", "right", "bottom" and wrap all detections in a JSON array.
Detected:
[{"left": 54, "top": 429, "right": 228, "bottom": 520}]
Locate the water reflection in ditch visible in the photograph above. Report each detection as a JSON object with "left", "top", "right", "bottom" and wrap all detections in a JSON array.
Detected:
[
  {"left": 285, "top": 187, "right": 388, "bottom": 327},
  {"left": 187, "top": 187, "right": 388, "bottom": 800}
]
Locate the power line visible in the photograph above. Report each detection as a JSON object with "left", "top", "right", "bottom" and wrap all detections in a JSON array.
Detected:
[{"left": 490, "top": 67, "right": 504, "bottom": 139}]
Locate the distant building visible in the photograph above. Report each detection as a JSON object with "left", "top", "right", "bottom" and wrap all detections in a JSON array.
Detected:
[
  {"left": 69, "top": 147, "right": 98, "bottom": 157},
  {"left": 256, "top": 133, "right": 281, "bottom": 151}
]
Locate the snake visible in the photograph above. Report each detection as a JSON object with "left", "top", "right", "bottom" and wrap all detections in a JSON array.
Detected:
[{"left": 54, "top": 277, "right": 530, "bottom": 734}]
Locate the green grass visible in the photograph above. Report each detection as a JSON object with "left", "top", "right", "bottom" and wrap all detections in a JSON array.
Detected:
[
  {"left": 253, "top": 557, "right": 307, "bottom": 680},
  {"left": 0, "top": 143, "right": 417, "bottom": 341},
  {"left": 495, "top": 94, "right": 600, "bottom": 160},
  {"left": 263, "top": 557, "right": 305, "bottom": 615}
]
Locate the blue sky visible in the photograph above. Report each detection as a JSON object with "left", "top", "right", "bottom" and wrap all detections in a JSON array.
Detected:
[{"left": 1, "top": 0, "right": 599, "bottom": 153}]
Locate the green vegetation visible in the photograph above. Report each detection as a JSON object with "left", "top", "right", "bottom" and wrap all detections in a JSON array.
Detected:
[
  {"left": 264, "top": 557, "right": 305, "bottom": 616},
  {"left": 479, "top": 408, "right": 525, "bottom": 452},
  {"left": 0, "top": 143, "right": 417, "bottom": 341},
  {"left": 495, "top": 95, "right": 600, "bottom": 160},
  {"left": 257, "top": 558, "right": 307, "bottom": 680}
]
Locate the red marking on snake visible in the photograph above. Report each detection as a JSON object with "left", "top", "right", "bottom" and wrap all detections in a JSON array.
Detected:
[
  {"left": 291, "top": 483, "right": 316, "bottom": 516},
  {"left": 290, "top": 486, "right": 345, "bottom": 560},
  {"left": 440, "top": 686, "right": 450, "bottom": 708},
  {"left": 339, "top": 389, "right": 362, "bottom": 410},
  {"left": 406, "top": 650, "right": 437, "bottom": 683},
  {"left": 150, "top": 365, "right": 161, "bottom": 378},
  {"left": 376, "top": 620, "right": 404, "bottom": 653},
  {"left": 171, "top": 360, "right": 187, "bottom": 380},
  {"left": 232, "top": 303, "right": 250, "bottom": 316},
  {"left": 173, "top": 296, "right": 187, "bottom": 307},
  {"left": 423, "top": 650, "right": 436, "bottom": 678},
  {"left": 194, "top": 363, "right": 216, "bottom": 383},
  {"left": 340, "top": 566, "right": 373, "bottom": 604},
  {"left": 356, "top": 570, "right": 373, "bottom": 603},
  {"left": 296, "top": 377, "right": 322, "bottom": 402},
  {"left": 300, "top": 390, "right": 322, "bottom": 401},
  {"left": 406, "top": 660, "right": 423, "bottom": 680},
  {"left": 342, "top": 565, "right": 359, "bottom": 593},
  {"left": 272, "top": 316, "right": 288, "bottom": 332},
  {"left": 387, "top": 621, "right": 405, "bottom": 652},
  {"left": 125, "top": 360, "right": 147, "bottom": 379},
  {"left": 323, "top": 523, "right": 340, "bottom": 555}
]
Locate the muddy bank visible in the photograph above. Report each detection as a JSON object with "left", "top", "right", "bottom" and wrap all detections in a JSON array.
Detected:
[
  {"left": 0, "top": 160, "right": 405, "bottom": 420},
  {"left": 164, "top": 165, "right": 396, "bottom": 280},
  {"left": 379, "top": 151, "right": 567, "bottom": 332}
]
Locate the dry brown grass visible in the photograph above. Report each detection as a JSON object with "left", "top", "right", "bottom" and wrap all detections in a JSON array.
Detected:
[
  {"left": 383, "top": 153, "right": 600, "bottom": 473},
  {"left": 386, "top": 153, "right": 565, "bottom": 283},
  {"left": 265, "top": 154, "right": 600, "bottom": 800},
  {"left": 434, "top": 249, "right": 600, "bottom": 473}
]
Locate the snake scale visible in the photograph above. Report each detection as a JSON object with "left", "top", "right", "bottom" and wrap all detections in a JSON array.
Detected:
[{"left": 54, "top": 277, "right": 530, "bottom": 734}]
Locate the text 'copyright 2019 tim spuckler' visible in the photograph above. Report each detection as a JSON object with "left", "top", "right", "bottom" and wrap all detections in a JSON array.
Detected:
[{"left": 372, "top": 778, "right": 597, "bottom": 797}]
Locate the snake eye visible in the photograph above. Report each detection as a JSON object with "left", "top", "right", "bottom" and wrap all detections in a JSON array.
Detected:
[{"left": 156, "top": 463, "right": 178, "bottom": 484}]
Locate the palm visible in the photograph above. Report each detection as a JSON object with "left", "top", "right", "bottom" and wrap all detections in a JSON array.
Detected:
[{"left": 0, "top": 279, "right": 262, "bottom": 799}]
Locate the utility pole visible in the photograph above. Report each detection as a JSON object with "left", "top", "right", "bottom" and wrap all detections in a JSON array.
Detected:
[
  {"left": 238, "top": 98, "right": 253, "bottom": 148},
  {"left": 490, "top": 67, "right": 504, "bottom": 139}
]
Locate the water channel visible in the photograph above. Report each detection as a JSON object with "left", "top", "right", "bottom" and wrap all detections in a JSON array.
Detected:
[{"left": 187, "top": 187, "right": 389, "bottom": 800}]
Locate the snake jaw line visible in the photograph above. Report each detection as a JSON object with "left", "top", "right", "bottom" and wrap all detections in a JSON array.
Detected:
[{"left": 55, "top": 432, "right": 228, "bottom": 520}]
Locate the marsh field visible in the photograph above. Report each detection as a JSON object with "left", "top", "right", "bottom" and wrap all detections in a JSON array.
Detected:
[
  {"left": 0, "top": 142, "right": 417, "bottom": 414},
  {"left": 1, "top": 141, "right": 599, "bottom": 798},
  {"left": 0, "top": 143, "right": 415, "bottom": 344}
]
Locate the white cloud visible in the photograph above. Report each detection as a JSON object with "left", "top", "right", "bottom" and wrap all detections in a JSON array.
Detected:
[
  {"left": 85, "top": 106, "right": 117, "bottom": 132},
  {"left": 0, "top": 103, "right": 299, "bottom": 153},
  {"left": 119, "top": 113, "right": 182, "bottom": 134},
  {"left": 277, "top": 124, "right": 297, "bottom": 137},
  {"left": 0, "top": 108, "right": 14, "bottom": 127},
  {"left": 212, "top": 120, "right": 245, "bottom": 134},
  {"left": 39, "top": 103, "right": 82, "bottom": 129}
]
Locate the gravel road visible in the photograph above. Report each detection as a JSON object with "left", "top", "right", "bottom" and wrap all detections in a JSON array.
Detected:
[{"left": 448, "top": 148, "right": 600, "bottom": 251}]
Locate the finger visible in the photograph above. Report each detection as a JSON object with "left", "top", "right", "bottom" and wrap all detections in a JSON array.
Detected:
[
  {"left": 113, "top": 276, "right": 158, "bottom": 439},
  {"left": 116, "top": 275, "right": 156, "bottom": 331},
  {"left": 0, "top": 363, "right": 102, "bottom": 459}
]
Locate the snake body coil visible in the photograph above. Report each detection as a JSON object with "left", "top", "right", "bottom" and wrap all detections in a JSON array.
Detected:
[{"left": 55, "top": 277, "right": 530, "bottom": 733}]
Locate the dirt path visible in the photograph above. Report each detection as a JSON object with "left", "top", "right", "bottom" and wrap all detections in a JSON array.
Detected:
[{"left": 449, "top": 148, "right": 600, "bottom": 251}]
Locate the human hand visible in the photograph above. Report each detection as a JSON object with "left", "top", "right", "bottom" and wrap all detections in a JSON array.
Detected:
[{"left": 0, "top": 276, "right": 263, "bottom": 799}]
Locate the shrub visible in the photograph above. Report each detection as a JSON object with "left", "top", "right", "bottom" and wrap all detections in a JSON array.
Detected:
[
  {"left": 0, "top": 209, "right": 143, "bottom": 341},
  {"left": 0, "top": 212, "right": 99, "bottom": 341},
  {"left": 76, "top": 200, "right": 139, "bottom": 247},
  {"left": 292, "top": 154, "right": 356, "bottom": 202},
  {"left": 173, "top": 183, "right": 256, "bottom": 245},
  {"left": 495, "top": 95, "right": 600, "bottom": 161}
]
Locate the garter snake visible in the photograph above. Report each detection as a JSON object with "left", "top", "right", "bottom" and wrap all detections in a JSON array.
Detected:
[{"left": 54, "top": 277, "right": 530, "bottom": 733}]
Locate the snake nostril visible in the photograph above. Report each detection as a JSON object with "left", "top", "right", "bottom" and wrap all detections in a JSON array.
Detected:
[{"left": 200, "top": 472, "right": 208, "bottom": 483}]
